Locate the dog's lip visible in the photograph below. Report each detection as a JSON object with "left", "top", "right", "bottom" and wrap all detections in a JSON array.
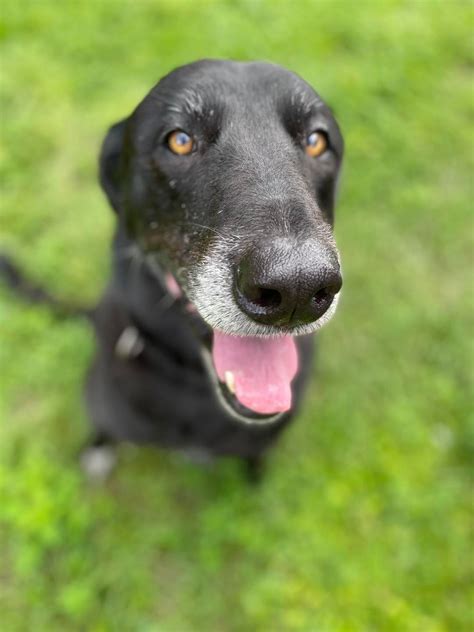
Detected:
[{"left": 216, "top": 375, "right": 285, "bottom": 423}]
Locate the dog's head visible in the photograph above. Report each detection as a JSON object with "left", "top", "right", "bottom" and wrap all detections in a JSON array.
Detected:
[{"left": 100, "top": 60, "right": 344, "bottom": 424}]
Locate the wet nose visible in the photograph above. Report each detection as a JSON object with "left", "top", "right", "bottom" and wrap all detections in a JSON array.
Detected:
[{"left": 234, "top": 239, "right": 342, "bottom": 327}]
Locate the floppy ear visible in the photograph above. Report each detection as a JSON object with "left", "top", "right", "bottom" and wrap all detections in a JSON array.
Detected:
[{"left": 99, "top": 118, "right": 129, "bottom": 214}]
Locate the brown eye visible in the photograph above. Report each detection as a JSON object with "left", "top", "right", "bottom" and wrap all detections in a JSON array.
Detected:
[
  {"left": 167, "top": 130, "right": 194, "bottom": 155},
  {"left": 305, "top": 131, "right": 328, "bottom": 157}
]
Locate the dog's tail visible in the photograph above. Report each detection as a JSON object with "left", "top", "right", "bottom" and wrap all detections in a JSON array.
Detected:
[{"left": 0, "top": 254, "right": 92, "bottom": 319}]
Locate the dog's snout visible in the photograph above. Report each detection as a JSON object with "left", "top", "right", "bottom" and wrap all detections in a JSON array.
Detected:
[{"left": 234, "top": 240, "right": 342, "bottom": 328}]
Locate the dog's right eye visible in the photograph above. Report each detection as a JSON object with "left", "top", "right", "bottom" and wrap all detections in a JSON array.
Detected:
[{"left": 167, "top": 130, "right": 194, "bottom": 155}]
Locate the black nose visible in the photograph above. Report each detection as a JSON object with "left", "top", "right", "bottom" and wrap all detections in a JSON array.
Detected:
[{"left": 234, "top": 239, "right": 342, "bottom": 327}]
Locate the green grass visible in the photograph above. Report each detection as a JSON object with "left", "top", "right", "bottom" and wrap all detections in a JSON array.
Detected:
[{"left": 1, "top": 1, "right": 473, "bottom": 630}]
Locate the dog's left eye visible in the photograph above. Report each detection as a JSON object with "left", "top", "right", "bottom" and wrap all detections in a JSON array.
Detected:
[
  {"left": 167, "top": 130, "right": 194, "bottom": 155},
  {"left": 305, "top": 131, "right": 328, "bottom": 158}
]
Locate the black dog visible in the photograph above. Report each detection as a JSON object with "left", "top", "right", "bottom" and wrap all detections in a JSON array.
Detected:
[{"left": 2, "top": 60, "right": 344, "bottom": 480}]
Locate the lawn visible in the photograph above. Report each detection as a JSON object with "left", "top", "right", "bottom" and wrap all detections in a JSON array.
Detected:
[{"left": 0, "top": 1, "right": 472, "bottom": 630}]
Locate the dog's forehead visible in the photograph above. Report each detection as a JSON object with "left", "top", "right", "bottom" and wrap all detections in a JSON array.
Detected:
[{"left": 149, "top": 60, "right": 324, "bottom": 116}]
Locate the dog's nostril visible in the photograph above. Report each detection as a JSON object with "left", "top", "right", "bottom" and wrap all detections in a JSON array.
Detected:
[
  {"left": 312, "top": 282, "right": 340, "bottom": 307},
  {"left": 253, "top": 287, "right": 282, "bottom": 309},
  {"left": 241, "top": 282, "right": 282, "bottom": 310},
  {"left": 313, "top": 287, "right": 331, "bottom": 304}
]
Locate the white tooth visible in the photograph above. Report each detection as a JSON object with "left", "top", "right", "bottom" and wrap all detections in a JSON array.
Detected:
[{"left": 224, "top": 371, "right": 236, "bottom": 394}]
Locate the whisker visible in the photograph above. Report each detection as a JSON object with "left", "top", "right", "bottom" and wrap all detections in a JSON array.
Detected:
[
  {"left": 184, "top": 221, "right": 240, "bottom": 242},
  {"left": 114, "top": 244, "right": 144, "bottom": 262}
]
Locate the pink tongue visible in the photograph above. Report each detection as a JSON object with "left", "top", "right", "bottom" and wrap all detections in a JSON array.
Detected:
[{"left": 212, "top": 332, "right": 298, "bottom": 415}]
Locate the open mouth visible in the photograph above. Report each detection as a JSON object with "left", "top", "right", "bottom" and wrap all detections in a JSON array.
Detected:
[
  {"left": 163, "top": 271, "right": 299, "bottom": 425},
  {"left": 201, "top": 330, "right": 298, "bottom": 426}
]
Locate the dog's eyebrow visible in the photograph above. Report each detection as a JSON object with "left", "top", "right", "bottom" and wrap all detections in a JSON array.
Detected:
[
  {"left": 290, "top": 87, "right": 324, "bottom": 115},
  {"left": 155, "top": 88, "right": 206, "bottom": 118}
]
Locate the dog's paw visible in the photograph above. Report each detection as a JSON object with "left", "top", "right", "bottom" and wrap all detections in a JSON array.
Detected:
[{"left": 80, "top": 445, "right": 117, "bottom": 482}]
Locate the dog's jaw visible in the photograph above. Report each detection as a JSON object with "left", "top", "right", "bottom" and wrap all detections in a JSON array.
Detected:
[
  {"left": 174, "top": 248, "right": 340, "bottom": 425},
  {"left": 145, "top": 240, "right": 341, "bottom": 425}
]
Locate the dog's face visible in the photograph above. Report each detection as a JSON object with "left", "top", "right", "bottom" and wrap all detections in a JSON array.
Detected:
[{"left": 101, "top": 60, "right": 344, "bottom": 424}]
